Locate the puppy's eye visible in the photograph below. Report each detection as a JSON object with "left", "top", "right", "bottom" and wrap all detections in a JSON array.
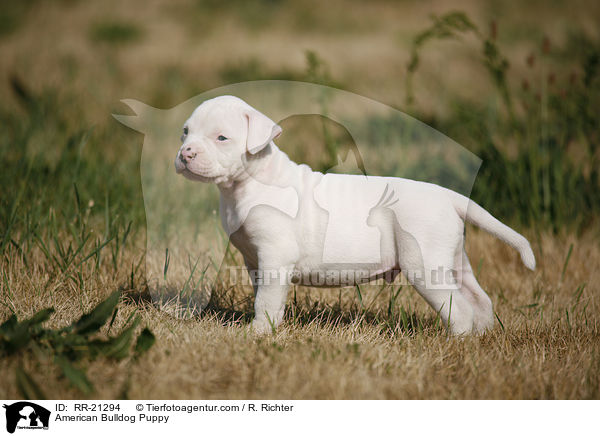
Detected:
[
  {"left": 217, "top": 135, "right": 228, "bottom": 141},
  {"left": 183, "top": 127, "right": 188, "bottom": 135}
]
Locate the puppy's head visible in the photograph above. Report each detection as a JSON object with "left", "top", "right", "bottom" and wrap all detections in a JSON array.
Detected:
[{"left": 174, "top": 95, "right": 281, "bottom": 186}]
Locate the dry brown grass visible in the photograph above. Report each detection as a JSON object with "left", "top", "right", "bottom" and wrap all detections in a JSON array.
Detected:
[{"left": 1, "top": 228, "right": 598, "bottom": 399}]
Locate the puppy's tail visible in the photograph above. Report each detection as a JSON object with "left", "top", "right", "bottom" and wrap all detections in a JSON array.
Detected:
[{"left": 447, "top": 190, "right": 536, "bottom": 270}]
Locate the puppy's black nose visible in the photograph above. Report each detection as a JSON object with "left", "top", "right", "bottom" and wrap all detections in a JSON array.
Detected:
[{"left": 180, "top": 148, "right": 197, "bottom": 162}]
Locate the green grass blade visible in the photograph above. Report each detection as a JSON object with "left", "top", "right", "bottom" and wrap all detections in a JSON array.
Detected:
[
  {"left": 72, "top": 291, "right": 120, "bottom": 335},
  {"left": 16, "top": 367, "right": 47, "bottom": 400}
]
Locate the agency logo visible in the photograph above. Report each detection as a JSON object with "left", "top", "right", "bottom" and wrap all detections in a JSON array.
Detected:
[{"left": 3, "top": 402, "right": 50, "bottom": 434}]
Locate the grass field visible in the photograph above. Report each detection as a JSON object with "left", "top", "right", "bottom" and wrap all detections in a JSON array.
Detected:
[{"left": 1, "top": 0, "right": 599, "bottom": 399}]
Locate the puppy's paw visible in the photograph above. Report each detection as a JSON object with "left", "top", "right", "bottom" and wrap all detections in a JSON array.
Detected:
[
  {"left": 471, "top": 316, "right": 495, "bottom": 335},
  {"left": 251, "top": 319, "right": 274, "bottom": 335}
]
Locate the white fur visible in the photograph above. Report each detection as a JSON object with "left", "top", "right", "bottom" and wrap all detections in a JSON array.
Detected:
[{"left": 175, "top": 96, "right": 535, "bottom": 335}]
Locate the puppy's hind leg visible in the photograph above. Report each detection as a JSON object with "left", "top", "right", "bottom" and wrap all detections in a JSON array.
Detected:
[
  {"left": 402, "top": 247, "right": 474, "bottom": 336},
  {"left": 455, "top": 248, "right": 494, "bottom": 334}
]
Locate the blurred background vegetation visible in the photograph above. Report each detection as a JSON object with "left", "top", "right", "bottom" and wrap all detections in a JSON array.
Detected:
[{"left": 1, "top": 0, "right": 599, "bottom": 256}]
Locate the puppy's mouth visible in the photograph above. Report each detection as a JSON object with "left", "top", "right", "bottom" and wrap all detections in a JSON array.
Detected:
[
  {"left": 174, "top": 153, "right": 228, "bottom": 184},
  {"left": 175, "top": 161, "right": 221, "bottom": 183},
  {"left": 180, "top": 167, "right": 219, "bottom": 183}
]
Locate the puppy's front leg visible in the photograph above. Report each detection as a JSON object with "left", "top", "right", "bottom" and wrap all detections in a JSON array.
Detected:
[
  {"left": 241, "top": 209, "right": 298, "bottom": 334},
  {"left": 251, "top": 264, "right": 292, "bottom": 334}
]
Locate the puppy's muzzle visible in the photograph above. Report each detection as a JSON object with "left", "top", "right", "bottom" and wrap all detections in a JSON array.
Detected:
[{"left": 179, "top": 146, "right": 197, "bottom": 163}]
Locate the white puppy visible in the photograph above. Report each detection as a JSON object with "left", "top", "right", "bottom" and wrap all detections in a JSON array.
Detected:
[{"left": 175, "top": 96, "right": 536, "bottom": 335}]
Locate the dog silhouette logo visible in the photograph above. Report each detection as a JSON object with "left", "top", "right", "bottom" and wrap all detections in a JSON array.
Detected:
[
  {"left": 3, "top": 402, "right": 50, "bottom": 433},
  {"left": 113, "top": 80, "right": 482, "bottom": 316}
]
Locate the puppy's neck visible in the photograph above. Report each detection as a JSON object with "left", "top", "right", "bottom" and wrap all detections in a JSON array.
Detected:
[{"left": 218, "top": 143, "right": 301, "bottom": 197}]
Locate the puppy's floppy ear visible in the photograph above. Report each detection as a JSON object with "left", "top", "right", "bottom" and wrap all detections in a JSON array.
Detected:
[{"left": 245, "top": 108, "right": 282, "bottom": 155}]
